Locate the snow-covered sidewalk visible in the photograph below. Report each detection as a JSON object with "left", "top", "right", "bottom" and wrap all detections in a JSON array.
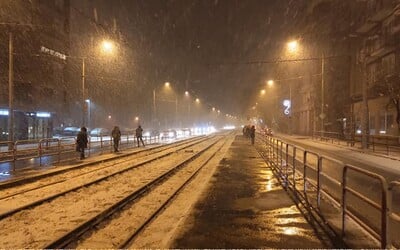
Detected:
[{"left": 274, "top": 133, "right": 400, "bottom": 179}]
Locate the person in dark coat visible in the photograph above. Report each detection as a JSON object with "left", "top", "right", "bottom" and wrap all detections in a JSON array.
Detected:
[
  {"left": 76, "top": 126, "right": 88, "bottom": 159},
  {"left": 250, "top": 125, "right": 256, "bottom": 145},
  {"left": 111, "top": 126, "right": 121, "bottom": 152},
  {"left": 135, "top": 125, "right": 145, "bottom": 147}
]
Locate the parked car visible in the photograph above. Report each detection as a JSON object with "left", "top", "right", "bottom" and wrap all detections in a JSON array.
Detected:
[
  {"left": 90, "top": 128, "right": 109, "bottom": 137},
  {"left": 62, "top": 127, "right": 80, "bottom": 136}
]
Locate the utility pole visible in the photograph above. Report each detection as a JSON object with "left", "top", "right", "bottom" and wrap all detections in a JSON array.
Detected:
[
  {"left": 361, "top": 59, "right": 369, "bottom": 149},
  {"left": 81, "top": 58, "right": 86, "bottom": 126},
  {"left": 8, "top": 32, "right": 14, "bottom": 147},
  {"left": 175, "top": 96, "right": 178, "bottom": 128},
  {"left": 153, "top": 89, "right": 156, "bottom": 128},
  {"left": 289, "top": 82, "right": 292, "bottom": 135},
  {"left": 321, "top": 54, "right": 325, "bottom": 135}
]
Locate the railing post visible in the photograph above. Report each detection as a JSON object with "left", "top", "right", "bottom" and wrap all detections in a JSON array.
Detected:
[
  {"left": 12, "top": 141, "right": 16, "bottom": 171},
  {"left": 39, "top": 139, "right": 43, "bottom": 166},
  {"left": 292, "top": 147, "right": 296, "bottom": 191},
  {"left": 284, "top": 143, "right": 289, "bottom": 188},
  {"left": 341, "top": 166, "right": 347, "bottom": 238},
  {"left": 100, "top": 136, "right": 103, "bottom": 154},
  {"left": 386, "top": 136, "right": 389, "bottom": 155},
  {"left": 381, "top": 181, "right": 388, "bottom": 249},
  {"left": 317, "top": 156, "right": 322, "bottom": 208},
  {"left": 58, "top": 139, "right": 61, "bottom": 163},
  {"left": 88, "top": 138, "right": 91, "bottom": 156},
  {"left": 372, "top": 136, "right": 375, "bottom": 152},
  {"left": 303, "top": 151, "right": 307, "bottom": 195}
]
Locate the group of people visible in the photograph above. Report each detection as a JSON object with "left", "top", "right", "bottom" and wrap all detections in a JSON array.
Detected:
[
  {"left": 242, "top": 125, "right": 256, "bottom": 145},
  {"left": 76, "top": 125, "right": 145, "bottom": 160}
]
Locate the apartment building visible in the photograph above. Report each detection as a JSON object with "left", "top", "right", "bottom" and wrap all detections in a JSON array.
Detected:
[{"left": 352, "top": 0, "right": 400, "bottom": 136}]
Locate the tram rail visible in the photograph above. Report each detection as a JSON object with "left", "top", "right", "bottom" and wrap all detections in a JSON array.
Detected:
[{"left": 0, "top": 132, "right": 233, "bottom": 248}]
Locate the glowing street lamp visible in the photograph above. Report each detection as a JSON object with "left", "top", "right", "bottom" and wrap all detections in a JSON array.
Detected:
[
  {"left": 286, "top": 39, "right": 325, "bottom": 133},
  {"left": 80, "top": 39, "right": 116, "bottom": 126},
  {"left": 195, "top": 98, "right": 200, "bottom": 103},
  {"left": 287, "top": 40, "right": 298, "bottom": 54},
  {"left": 101, "top": 40, "right": 115, "bottom": 54},
  {"left": 153, "top": 82, "right": 178, "bottom": 128},
  {"left": 260, "top": 89, "right": 266, "bottom": 95},
  {"left": 267, "top": 80, "right": 274, "bottom": 87}
]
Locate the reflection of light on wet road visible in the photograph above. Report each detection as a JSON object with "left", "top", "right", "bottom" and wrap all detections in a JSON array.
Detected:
[
  {"left": 259, "top": 170, "right": 277, "bottom": 191},
  {"left": 272, "top": 206, "right": 306, "bottom": 237}
]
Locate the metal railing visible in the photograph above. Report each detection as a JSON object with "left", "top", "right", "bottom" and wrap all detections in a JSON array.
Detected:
[
  {"left": 0, "top": 134, "right": 160, "bottom": 171},
  {"left": 265, "top": 135, "right": 399, "bottom": 248},
  {"left": 313, "top": 131, "right": 400, "bottom": 156}
]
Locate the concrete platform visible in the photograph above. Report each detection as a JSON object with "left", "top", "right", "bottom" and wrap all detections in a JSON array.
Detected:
[{"left": 171, "top": 135, "right": 329, "bottom": 248}]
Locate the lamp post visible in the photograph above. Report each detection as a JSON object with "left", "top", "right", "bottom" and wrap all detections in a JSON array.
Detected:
[
  {"left": 267, "top": 79, "right": 292, "bottom": 134},
  {"left": 80, "top": 39, "right": 115, "bottom": 126},
  {"left": 8, "top": 32, "right": 14, "bottom": 146},
  {"left": 85, "top": 99, "right": 91, "bottom": 129},
  {"left": 153, "top": 82, "right": 178, "bottom": 129},
  {"left": 286, "top": 40, "right": 325, "bottom": 135},
  {"left": 81, "top": 57, "right": 86, "bottom": 126},
  {"left": 185, "top": 91, "right": 191, "bottom": 127}
]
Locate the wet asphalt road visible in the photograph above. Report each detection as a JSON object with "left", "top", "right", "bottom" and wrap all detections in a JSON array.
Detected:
[{"left": 172, "top": 136, "right": 327, "bottom": 248}]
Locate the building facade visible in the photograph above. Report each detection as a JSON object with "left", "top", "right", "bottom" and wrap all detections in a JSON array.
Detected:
[
  {"left": 0, "top": 0, "right": 70, "bottom": 140},
  {"left": 352, "top": 0, "right": 400, "bottom": 136}
]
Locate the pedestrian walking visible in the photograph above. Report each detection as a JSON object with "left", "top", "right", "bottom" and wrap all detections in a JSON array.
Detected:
[
  {"left": 136, "top": 125, "right": 145, "bottom": 147},
  {"left": 111, "top": 126, "right": 121, "bottom": 152},
  {"left": 250, "top": 125, "right": 256, "bottom": 145},
  {"left": 76, "top": 126, "right": 88, "bottom": 160}
]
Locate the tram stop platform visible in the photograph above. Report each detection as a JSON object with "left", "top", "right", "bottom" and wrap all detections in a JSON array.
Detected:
[{"left": 171, "top": 135, "right": 331, "bottom": 249}]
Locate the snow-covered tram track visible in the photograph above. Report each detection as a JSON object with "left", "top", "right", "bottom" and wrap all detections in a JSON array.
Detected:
[
  {"left": 0, "top": 136, "right": 212, "bottom": 220},
  {"left": 48, "top": 135, "right": 229, "bottom": 249},
  {"left": 0, "top": 134, "right": 227, "bottom": 248},
  {"left": 0, "top": 136, "right": 207, "bottom": 192}
]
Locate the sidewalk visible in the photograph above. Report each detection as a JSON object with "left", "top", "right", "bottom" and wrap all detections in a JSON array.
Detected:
[
  {"left": 280, "top": 133, "right": 400, "bottom": 162},
  {"left": 171, "top": 135, "right": 330, "bottom": 248},
  {"left": 273, "top": 133, "right": 400, "bottom": 182}
]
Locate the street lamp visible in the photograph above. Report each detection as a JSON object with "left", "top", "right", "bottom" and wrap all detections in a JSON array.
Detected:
[
  {"left": 80, "top": 39, "right": 116, "bottom": 126},
  {"left": 153, "top": 82, "right": 178, "bottom": 129},
  {"left": 101, "top": 40, "right": 114, "bottom": 54},
  {"left": 184, "top": 91, "right": 191, "bottom": 127},
  {"left": 286, "top": 40, "right": 325, "bottom": 134},
  {"left": 85, "top": 99, "right": 91, "bottom": 129},
  {"left": 8, "top": 32, "right": 13, "bottom": 145},
  {"left": 287, "top": 40, "right": 298, "bottom": 54},
  {"left": 265, "top": 78, "right": 292, "bottom": 134}
]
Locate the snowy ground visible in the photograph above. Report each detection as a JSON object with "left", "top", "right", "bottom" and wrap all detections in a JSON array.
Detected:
[{"left": 0, "top": 134, "right": 233, "bottom": 248}]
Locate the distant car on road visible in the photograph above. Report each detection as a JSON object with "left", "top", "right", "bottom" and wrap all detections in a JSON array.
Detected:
[
  {"left": 160, "top": 129, "right": 177, "bottom": 140},
  {"left": 90, "top": 128, "right": 109, "bottom": 137},
  {"left": 143, "top": 130, "right": 160, "bottom": 137},
  {"left": 62, "top": 127, "right": 80, "bottom": 136}
]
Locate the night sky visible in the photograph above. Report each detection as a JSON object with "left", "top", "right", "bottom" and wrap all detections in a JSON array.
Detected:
[{"left": 114, "top": 0, "right": 298, "bottom": 118}]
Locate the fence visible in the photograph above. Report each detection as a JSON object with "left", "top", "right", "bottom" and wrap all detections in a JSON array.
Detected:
[
  {"left": 265, "top": 135, "right": 399, "bottom": 248},
  {"left": 0, "top": 134, "right": 159, "bottom": 171},
  {"left": 313, "top": 131, "right": 400, "bottom": 156}
]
